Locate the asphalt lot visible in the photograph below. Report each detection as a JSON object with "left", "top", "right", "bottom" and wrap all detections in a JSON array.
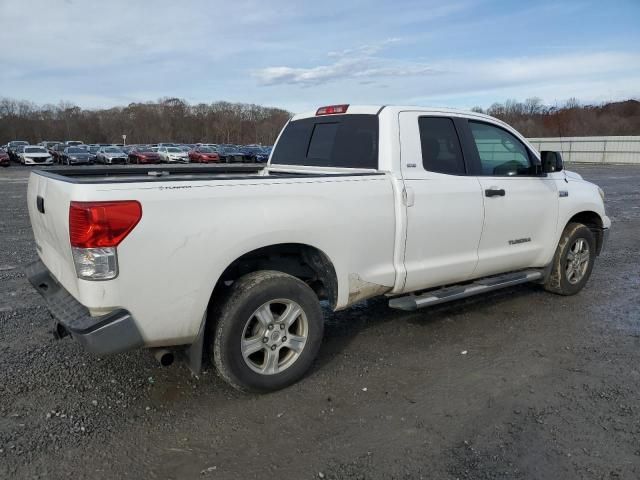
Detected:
[{"left": 0, "top": 164, "right": 639, "bottom": 479}]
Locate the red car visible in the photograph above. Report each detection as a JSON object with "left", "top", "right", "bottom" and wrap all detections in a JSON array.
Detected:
[
  {"left": 0, "top": 149, "right": 9, "bottom": 167},
  {"left": 188, "top": 146, "right": 220, "bottom": 163},
  {"left": 128, "top": 147, "right": 161, "bottom": 164}
]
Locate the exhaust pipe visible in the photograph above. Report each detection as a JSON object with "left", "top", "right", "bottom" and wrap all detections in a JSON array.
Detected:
[
  {"left": 152, "top": 348, "right": 174, "bottom": 367},
  {"left": 52, "top": 321, "right": 70, "bottom": 340}
]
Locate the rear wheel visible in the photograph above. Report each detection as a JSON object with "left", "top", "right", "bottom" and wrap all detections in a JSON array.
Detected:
[
  {"left": 544, "top": 222, "right": 596, "bottom": 295},
  {"left": 211, "top": 271, "right": 324, "bottom": 392}
]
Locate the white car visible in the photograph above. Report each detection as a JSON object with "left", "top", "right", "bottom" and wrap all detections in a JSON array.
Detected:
[
  {"left": 158, "top": 146, "right": 189, "bottom": 163},
  {"left": 19, "top": 146, "right": 53, "bottom": 165},
  {"left": 26, "top": 104, "right": 610, "bottom": 393},
  {"left": 96, "top": 146, "right": 128, "bottom": 165}
]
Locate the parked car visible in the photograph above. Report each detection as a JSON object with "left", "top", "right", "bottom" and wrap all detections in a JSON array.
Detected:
[
  {"left": 6, "top": 140, "right": 29, "bottom": 162},
  {"left": 96, "top": 146, "right": 128, "bottom": 165},
  {"left": 40, "top": 141, "right": 63, "bottom": 150},
  {"left": 128, "top": 146, "right": 161, "bottom": 164},
  {"left": 60, "top": 146, "right": 92, "bottom": 165},
  {"left": 24, "top": 104, "right": 611, "bottom": 393},
  {"left": 255, "top": 146, "right": 272, "bottom": 163},
  {"left": 239, "top": 145, "right": 268, "bottom": 163},
  {"left": 158, "top": 146, "right": 189, "bottom": 163},
  {"left": 13, "top": 145, "right": 27, "bottom": 162},
  {"left": 86, "top": 145, "right": 101, "bottom": 163},
  {"left": 0, "top": 148, "right": 9, "bottom": 167},
  {"left": 188, "top": 146, "right": 220, "bottom": 163},
  {"left": 218, "top": 146, "right": 244, "bottom": 163},
  {"left": 19, "top": 146, "right": 54, "bottom": 165},
  {"left": 51, "top": 143, "right": 68, "bottom": 164}
]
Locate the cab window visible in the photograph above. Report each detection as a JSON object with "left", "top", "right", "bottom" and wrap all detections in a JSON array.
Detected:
[
  {"left": 418, "top": 117, "right": 466, "bottom": 175},
  {"left": 469, "top": 121, "right": 533, "bottom": 176}
]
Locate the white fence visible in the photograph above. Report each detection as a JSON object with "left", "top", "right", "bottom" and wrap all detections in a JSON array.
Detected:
[{"left": 527, "top": 136, "right": 640, "bottom": 164}]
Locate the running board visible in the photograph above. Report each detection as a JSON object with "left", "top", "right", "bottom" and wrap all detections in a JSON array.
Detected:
[{"left": 388, "top": 270, "right": 543, "bottom": 311}]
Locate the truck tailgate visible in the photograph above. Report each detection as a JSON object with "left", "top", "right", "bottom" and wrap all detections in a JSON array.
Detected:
[{"left": 27, "top": 172, "right": 80, "bottom": 298}]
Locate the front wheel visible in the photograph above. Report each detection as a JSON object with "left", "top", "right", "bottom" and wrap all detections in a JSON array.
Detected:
[
  {"left": 211, "top": 271, "right": 324, "bottom": 392},
  {"left": 544, "top": 222, "right": 596, "bottom": 295}
]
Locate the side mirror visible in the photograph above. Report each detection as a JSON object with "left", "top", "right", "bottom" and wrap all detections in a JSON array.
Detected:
[{"left": 541, "top": 151, "right": 563, "bottom": 173}]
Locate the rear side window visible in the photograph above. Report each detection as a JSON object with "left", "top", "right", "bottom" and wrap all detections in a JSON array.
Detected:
[
  {"left": 271, "top": 114, "right": 378, "bottom": 169},
  {"left": 418, "top": 117, "right": 466, "bottom": 175}
]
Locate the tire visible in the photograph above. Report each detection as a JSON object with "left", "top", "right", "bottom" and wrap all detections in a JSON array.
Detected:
[
  {"left": 211, "top": 270, "right": 324, "bottom": 393},
  {"left": 544, "top": 222, "right": 596, "bottom": 295}
]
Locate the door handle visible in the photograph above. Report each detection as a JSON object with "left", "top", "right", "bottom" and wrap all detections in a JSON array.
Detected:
[{"left": 485, "top": 188, "right": 505, "bottom": 197}]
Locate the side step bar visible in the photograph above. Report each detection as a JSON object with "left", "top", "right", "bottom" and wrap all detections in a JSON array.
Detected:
[{"left": 388, "top": 270, "right": 543, "bottom": 311}]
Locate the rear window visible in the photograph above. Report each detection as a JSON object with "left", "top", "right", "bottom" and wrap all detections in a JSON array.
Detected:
[{"left": 271, "top": 114, "right": 378, "bottom": 169}]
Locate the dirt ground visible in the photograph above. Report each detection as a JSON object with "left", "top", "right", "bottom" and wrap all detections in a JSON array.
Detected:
[{"left": 0, "top": 164, "right": 638, "bottom": 479}]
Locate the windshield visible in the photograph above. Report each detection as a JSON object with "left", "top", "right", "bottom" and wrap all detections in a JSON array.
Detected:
[
  {"left": 270, "top": 114, "right": 379, "bottom": 169},
  {"left": 167, "top": 147, "right": 182, "bottom": 153},
  {"left": 25, "top": 147, "right": 47, "bottom": 153},
  {"left": 89, "top": 146, "right": 100, "bottom": 152},
  {"left": 104, "top": 147, "right": 122, "bottom": 153},
  {"left": 138, "top": 147, "right": 154, "bottom": 153},
  {"left": 198, "top": 147, "right": 214, "bottom": 153},
  {"left": 68, "top": 147, "right": 85, "bottom": 153}
]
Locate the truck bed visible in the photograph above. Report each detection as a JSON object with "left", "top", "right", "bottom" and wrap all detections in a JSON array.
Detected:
[
  {"left": 33, "top": 164, "right": 266, "bottom": 184},
  {"left": 32, "top": 164, "right": 383, "bottom": 184}
]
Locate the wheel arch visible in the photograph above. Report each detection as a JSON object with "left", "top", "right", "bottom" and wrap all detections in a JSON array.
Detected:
[
  {"left": 209, "top": 242, "right": 339, "bottom": 311},
  {"left": 565, "top": 210, "right": 605, "bottom": 255}
]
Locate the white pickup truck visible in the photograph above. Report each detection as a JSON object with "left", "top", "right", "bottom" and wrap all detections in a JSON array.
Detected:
[{"left": 27, "top": 104, "right": 610, "bottom": 392}]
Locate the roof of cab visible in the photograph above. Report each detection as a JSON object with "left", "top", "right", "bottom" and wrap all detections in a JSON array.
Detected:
[{"left": 291, "top": 105, "right": 500, "bottom": 123}]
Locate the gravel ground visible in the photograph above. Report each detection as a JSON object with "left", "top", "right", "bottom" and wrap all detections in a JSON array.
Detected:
[{"left": 0, "top": 164, "right": 638, "bottom": 479}]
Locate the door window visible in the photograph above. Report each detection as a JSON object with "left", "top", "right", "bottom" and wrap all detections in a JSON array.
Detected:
[
  {"left": 418, "top": 117, "right": 466, "bottom": 175},
  {"left": 469, "top": 121, "right": 533, "bottom": 176}
]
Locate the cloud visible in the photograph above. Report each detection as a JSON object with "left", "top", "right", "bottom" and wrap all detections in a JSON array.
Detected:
[
  {"left": 254, "top": 44, "right": 640, "bottom": 109},
  {"left": 254, "top": 38, "right": 437, "bottom": 86}
]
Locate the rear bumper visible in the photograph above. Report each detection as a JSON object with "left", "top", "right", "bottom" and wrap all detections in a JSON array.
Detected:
[{"left": 25, "top": 260, "right": 144, "bottom": 355}]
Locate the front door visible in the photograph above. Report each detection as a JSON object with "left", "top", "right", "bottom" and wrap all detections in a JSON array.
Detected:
[{"left": 463, "top": 120, "right": 559, "bottom": 276}]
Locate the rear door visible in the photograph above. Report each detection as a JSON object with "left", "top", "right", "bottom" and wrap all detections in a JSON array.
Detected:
[
  {"left": 461, "top": 119, "right": 559, "bottom": 276},
  {"left": 399, "top": 112, "right": 484, "bottom": 292}
]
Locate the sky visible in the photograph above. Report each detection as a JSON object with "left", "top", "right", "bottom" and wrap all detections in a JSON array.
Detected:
[{"left": 0, "top": 0, "right": 639, "bottom": 112}]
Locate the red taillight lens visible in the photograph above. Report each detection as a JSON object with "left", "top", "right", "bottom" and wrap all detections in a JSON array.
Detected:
[
  {"left": 69, "top": 201, "right": 142, "bottom": 248},
  {"left": 316, "top": 104, "right": 349, "bottom": 115}
]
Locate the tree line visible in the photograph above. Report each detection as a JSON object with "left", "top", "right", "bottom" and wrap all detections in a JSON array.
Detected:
[
  {"left": 0, "top": 96, "right": 638, "bottom": 146},
  {"left": 472, "top": 98, "right": 640, "bottom": 138},
  {"left": 0, "top": 97, "right": 291, "bottom": 145}
]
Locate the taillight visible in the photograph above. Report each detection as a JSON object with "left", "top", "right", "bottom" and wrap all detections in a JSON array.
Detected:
[
  {"left": 69, "top": 201, "right": 142, "bottom": 280},
  {"left": 70, "top": 201, "right": 142, "bottom": 248},
  {"left": 316, "top": 104, "right": 349, "bottom": 115}
]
